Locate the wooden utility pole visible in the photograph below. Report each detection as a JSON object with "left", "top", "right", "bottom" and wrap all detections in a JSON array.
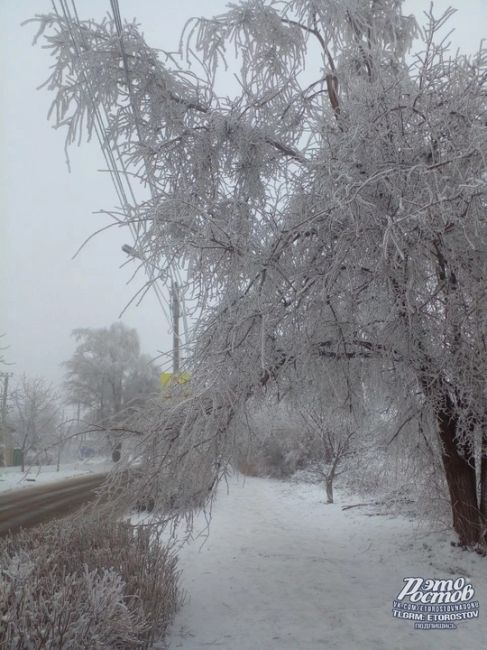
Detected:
[
  {"left": 0, "top": 372, "right": 12, "bottom": 467},
  {"left": 172, "top": 281, "right": 180, "bottom": 375}
]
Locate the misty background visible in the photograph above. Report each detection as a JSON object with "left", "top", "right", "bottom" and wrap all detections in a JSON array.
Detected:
[{"left": 1, "top": 0, "right": 485, "bottom": 388}]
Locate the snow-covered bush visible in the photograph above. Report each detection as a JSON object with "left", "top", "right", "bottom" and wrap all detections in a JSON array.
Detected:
[
  {"left": 0, "top": 561, "right": 146, "bottom": 649},
  {"left": 236, "top": 431, "right": 303, "bottom": 478},
  {"left": 233, "top": 402, "right": 317, "bottom": 478},
  {"left": 0, "top": 515, "right": 181, "bottom": 649},
  {"left": 342, "top": 417, "right": 450, "bottom": 525}
]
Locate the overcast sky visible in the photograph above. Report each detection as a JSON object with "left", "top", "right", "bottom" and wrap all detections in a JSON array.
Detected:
[{"left": 1, "top": 0, "right": 485, "bottom": 389}]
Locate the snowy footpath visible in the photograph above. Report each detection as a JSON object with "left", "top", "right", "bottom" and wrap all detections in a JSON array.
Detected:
[{"left": 167, "top": 476, "right": 486, "bottom": 650}]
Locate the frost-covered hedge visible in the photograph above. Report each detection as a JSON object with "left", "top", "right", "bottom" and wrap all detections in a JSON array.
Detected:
[{"left": 0, "top": 515, "right": 180, "bottom": 649}]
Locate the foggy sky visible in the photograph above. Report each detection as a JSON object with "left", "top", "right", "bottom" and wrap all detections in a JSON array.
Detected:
[{"left": 1, "top": 0, "right": 485, "bottom": 389}]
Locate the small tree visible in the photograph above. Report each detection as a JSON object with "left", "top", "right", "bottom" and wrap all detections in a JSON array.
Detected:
[
  {"left": 299, "top": 395, "right": 357, "bottom": 503},
  {"left": 10, "top": 375, "right": 60, "bottom": 471}
]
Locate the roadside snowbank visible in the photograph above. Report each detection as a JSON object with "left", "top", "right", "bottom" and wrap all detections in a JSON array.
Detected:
[
  {"left": 167, "top": 475, "right": 486, "bottom": 650},
  {"left": 0, "top": 459, "right": 111, "bottom": 493}
]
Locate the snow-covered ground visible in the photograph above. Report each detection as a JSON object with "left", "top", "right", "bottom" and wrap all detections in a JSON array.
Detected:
[
  {"left": 0, "top": 459, "right": 111, "bottom": 493},
  {"left": 166, "top": 476, "right": 486, "bottom": 650}
]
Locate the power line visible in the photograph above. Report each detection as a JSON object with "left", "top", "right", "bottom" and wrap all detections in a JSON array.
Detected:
[
  {"left": 51, "top": 0, "right": 190, "bottom": 357},
  {"left": 108, "top": 0, "right": 189, "bottom": 357}
]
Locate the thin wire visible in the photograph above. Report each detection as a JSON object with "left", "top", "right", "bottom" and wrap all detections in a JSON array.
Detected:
[
  {"left": 53, "top": 0, "right": 173, "bottom": 330},
  {"left": 107, "top": 0, "right": 190, "bottom": 350}
]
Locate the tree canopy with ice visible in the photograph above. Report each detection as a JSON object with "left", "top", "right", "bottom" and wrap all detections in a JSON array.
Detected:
[{"left": 31, "top": 0, "right": 487, "bottom": 547}]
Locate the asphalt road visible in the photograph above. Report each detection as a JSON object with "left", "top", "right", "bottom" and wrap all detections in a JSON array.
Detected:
[{"left": 0, "top": 473, "right": 108, "bottom": 537}]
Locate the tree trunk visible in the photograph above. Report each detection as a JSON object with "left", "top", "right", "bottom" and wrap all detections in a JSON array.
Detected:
[
  {"left": 479, "top": 431, "right": 487, "bottom": 544},
  {"left": 437, "top": 407, "right": 480, "bottom": 546},
  {"left": 325, "top": 476, "right": 334, "bottom": 504},
  {"left": 481, "top": 457, "right": 487, "bottom": 518},
  {"left": 57, "top": 437, "right": 63, "bottom": 472},
  {"left": 112, "top": 442, "right": 122, "bottom": 463},
  {"left": 324, "top": 444, "right": 333, "bottom": 464},
  {"left": 417, "top": 363, "right": 482, "bottom": 547}
]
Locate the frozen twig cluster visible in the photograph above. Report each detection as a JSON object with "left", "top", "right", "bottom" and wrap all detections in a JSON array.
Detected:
[{"left": 0, "top": 514, "right": 180, "bottom": 648}]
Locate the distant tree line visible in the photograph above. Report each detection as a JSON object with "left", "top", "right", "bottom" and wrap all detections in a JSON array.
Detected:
[{"left": 4, "top": 322, "right": 159, "bottom": 468}]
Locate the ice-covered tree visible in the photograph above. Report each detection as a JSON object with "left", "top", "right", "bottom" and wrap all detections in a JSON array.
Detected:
[
  {"left": 10, "top": 375, "right": 60, "bottom": 471},
  {"left": 299, "top": 395, "right": 357, "bottom": 504},
  {"left": 64, "top": 322, "right": 159, "bottom": 423},
  {"left": 32, "top": 1, "right": 487, "bottom": 546}
]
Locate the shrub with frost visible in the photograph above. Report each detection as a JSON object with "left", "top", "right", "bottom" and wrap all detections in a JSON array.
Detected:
[{"left": 0, "top": 515, "right": 180, "bottom": 649}]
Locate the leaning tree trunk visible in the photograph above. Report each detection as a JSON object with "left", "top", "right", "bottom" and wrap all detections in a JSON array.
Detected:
[
  {"left": 479, "top": 430, "right": 487, "bottom": 544},
  {"left": 416, "top": 359, "right": 482, "bottom": 547},
  {"left": 325, "top": 476, "right": 334, "bottom": 504},
  {"left": 437, "top": 406, "right": 480, "bottom": 547},
  {"left": 325, "top": 455, "right": 340, "bottom": 504}
]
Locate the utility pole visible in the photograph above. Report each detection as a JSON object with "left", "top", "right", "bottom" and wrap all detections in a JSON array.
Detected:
[
  {"left": 123, "top": 242, "right": 180, "bottom": 372},
  {"left": 172, "top": 281, "right": 180, "bottom": 376},
  {"left": 0, "top": 372, "right": 12, "bottom": 467}
]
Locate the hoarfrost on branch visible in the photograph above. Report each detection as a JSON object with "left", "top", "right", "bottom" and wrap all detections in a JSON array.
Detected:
[{"left": 31, "top": 1, "right": 487, "bottom": 545}]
